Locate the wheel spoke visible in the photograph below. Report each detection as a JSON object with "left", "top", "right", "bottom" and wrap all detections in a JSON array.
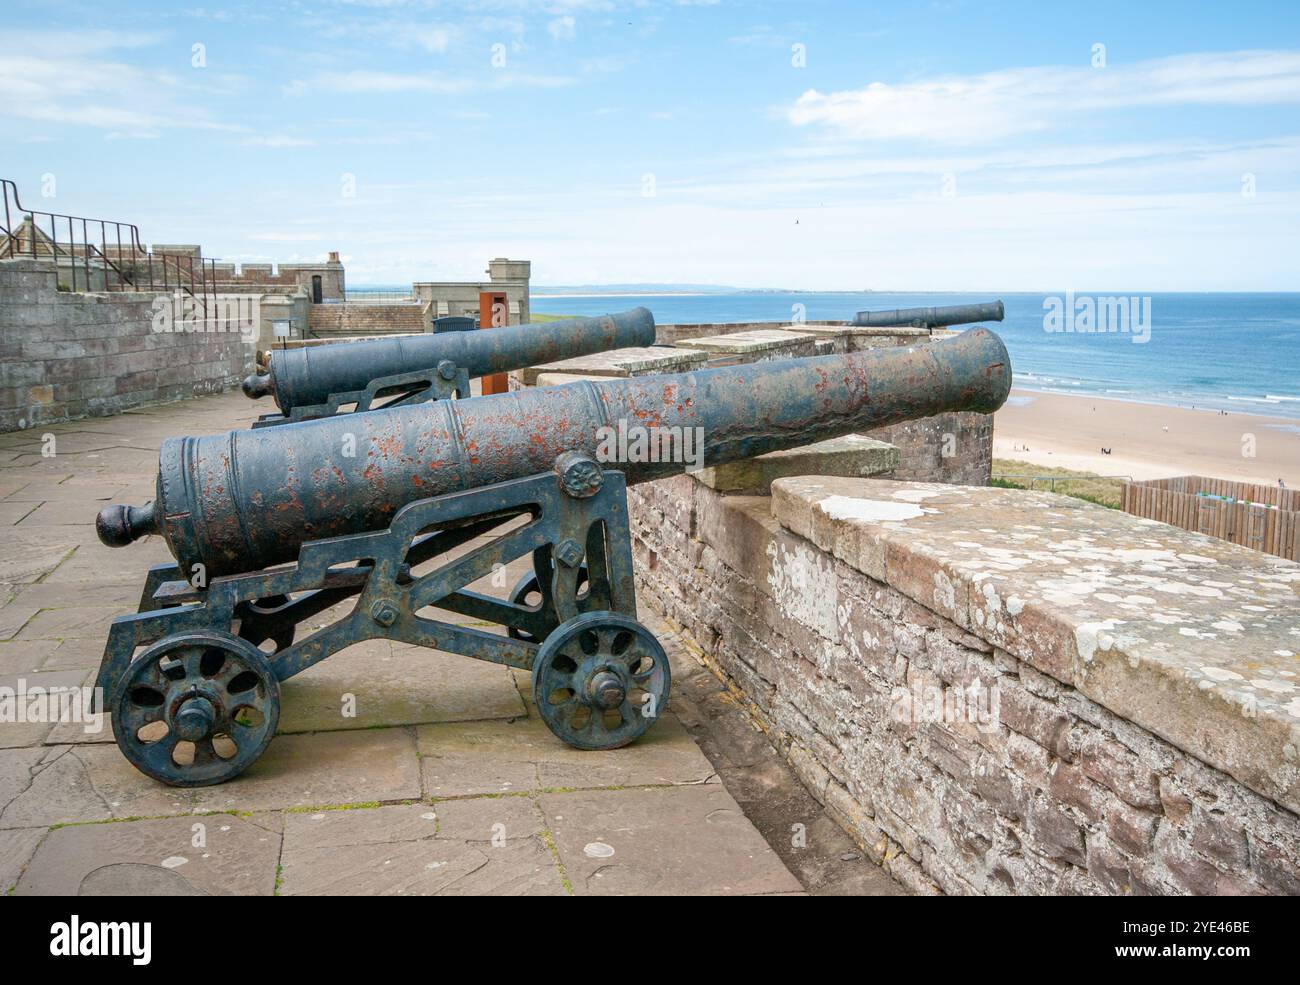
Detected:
[
  {"left": 180, "top": 646, "right": 205, "bottom": 679},
  {"left": 138, "top": 730, "right": 179, "bottom": 770},
  {"left": 598, "top": 628, "right": 619, "bottom": 656},
  {"left": 191, "top": 737, "right": 218, "bottom": 767},
  {"left": 143, "top": 658, "right": 173, "bottom": 688},
  {"left": 209, "top": 656, "right": 242, "bottom": 685},
  {"left": 121, "top": 709, "right": 163, "bottom": 737}
]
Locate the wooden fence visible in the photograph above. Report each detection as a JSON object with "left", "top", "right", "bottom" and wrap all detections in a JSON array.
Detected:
[{"left": 1121, "top": 475, "right": 1299, "bottom": 561}]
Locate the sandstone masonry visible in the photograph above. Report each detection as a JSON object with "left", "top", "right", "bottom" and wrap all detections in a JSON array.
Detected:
[
  {"left": 0, "top": 258, "right": 252, "bottom": 432},
  {"left": 627, "top": 474, "right": 1300, "bottom": 895}
]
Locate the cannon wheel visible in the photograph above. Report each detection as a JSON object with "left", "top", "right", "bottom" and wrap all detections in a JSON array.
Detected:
[
  {"left": 532, "top": 611, "right": 670, "bottom": 751},
  {"left": 506, "top": 565, "right": 589, "bottom": 643},
  {"left": 110, "top": 630, "right": 280, "bottom": 787}
]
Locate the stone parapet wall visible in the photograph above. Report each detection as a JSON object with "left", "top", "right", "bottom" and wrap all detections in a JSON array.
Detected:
[
  {"left": 655, "top": 320, "right": 845, "bottom": 345},
  {"left": 627, "top": 474, "right": 1300, "bottom": 895},
  {"left": 866, "top": 412, "right": 994, "bottom": 485},
  {"left": 0, "top": 258, "right": 252, "bottom": 432}
]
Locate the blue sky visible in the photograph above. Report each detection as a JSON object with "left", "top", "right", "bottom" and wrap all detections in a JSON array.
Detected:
[{"left": 3, "top": 0, "right": 1298, "bottom": 289}]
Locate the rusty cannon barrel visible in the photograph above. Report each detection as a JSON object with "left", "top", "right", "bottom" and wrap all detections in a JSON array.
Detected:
[
  {"left": 98, "top": 327, "right": 1011, "bottom": 578},
  {"left": 242, "top": 307, "right": 656, "bottom": 413},
  {"left": 853, "top": 299, "right": 1004, "bottom": 329}
]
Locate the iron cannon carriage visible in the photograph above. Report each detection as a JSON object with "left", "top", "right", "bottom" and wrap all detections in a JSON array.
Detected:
[
  {"left": 92, "top": 327, "right": 1012, "bottom": 786},
  {"left": 242, "top": 307, "right": 655, "bottom": 427}
]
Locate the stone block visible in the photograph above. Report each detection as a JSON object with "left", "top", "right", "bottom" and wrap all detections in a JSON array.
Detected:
[
  {"left": 679, "top": 328, "right": 817, "bottom": 363},
  {"left": 517, "top": 346, "right": 707, "bottom": 386},
  {"left": 13, "top": 813, "right": 281, "bottom": 896},
  {"left": 188, "top": 728, "right": 422, "bottom": 814},
  {"left": 276, "top": 801, "right": 565, "bottom": 896},
  {"left": 1027, "top": 798, "right": 1086, "bottom": 866},
  {"left": 694, "top": 434, "right": 898, "bottom": 495},
  {"left": 416, "top": 712, "right": 715, "bottom": 796},
  {"left": 538, "top": 784, "right": 802, "bottom": 895}
]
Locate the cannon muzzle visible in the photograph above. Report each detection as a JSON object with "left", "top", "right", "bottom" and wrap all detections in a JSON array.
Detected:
[
  {"left": 242, "top": 372, "right": 274, "bottom": 399},
  {"left": 245, "top": 307, "right": 656, "bottom": 414},
  {"left": 98, "top": 327, "right": 1011, "bottom": 576},
  {"left": 854, "top": 300, "right": 1004, "bottom": 329}
]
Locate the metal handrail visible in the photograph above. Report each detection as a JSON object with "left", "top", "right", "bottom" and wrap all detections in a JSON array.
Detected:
[{"left": 0, "top": 178, "right": 218, "bottom": 323}]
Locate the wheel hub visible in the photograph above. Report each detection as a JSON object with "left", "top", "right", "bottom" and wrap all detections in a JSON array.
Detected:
[
  {"left": 171, "top": 694, "right": 216, "bottom": 742},
  {"left": 586, "top": 669, "right": 626, "bottom": 710}
]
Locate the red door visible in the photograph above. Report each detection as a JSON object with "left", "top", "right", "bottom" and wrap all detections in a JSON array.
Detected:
[{"left": 479, "top": 291, "right": 509, "bottom": 395}]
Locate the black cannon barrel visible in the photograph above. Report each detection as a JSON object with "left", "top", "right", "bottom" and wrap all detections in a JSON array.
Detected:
[
  {"left": 98, "top": 328, "right": 1011, "bottom": 577},
  {"left": 853, "top": 300, "right": 1004, "bottom": 329},
  {"left": 243, "top": 307, "right": 657, "bottom": 412}
]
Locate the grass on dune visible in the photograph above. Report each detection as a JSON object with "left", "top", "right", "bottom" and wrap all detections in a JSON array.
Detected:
[{"left": 992, "top": 458, "right": 1125, "bottom": 509}]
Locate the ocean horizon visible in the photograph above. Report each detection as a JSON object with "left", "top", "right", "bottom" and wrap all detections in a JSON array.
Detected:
[{"left": 523, "top": 290, "right": 1300, "bottom": 422}]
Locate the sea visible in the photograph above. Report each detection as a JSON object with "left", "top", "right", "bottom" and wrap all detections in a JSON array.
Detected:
[{"left": 526, "top": 291, "right": 1300, "bottom": 422}]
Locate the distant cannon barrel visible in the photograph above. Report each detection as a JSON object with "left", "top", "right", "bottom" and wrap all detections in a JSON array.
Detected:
[
  {"left": 98, "top": 327, "right": 1011, "bottom": 577},
  {"left": 242, "top": 307, "right": 657, "bottom": 412},
  {"left": 853, "top": 300, "right": 1004, "bottom": 329}
]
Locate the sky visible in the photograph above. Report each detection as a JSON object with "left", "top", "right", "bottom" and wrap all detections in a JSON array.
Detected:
[{"left": 2, "top": 0, "right": 1299, "bottom": 290}]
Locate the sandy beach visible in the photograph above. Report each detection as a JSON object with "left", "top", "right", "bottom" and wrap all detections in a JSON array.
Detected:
[{"left": 993, "top": 389, "right": 1300, "bottom": 486}]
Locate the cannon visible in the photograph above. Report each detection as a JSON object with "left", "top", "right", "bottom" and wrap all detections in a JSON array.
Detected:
[
  {"left": 242, "top": 307, "right": 656, "bottom": 427},
  {"left": 92, "top": 327, "right": 1011, "bottom": 786},
  {"left": 853, "top": 300, "right": 1004, "bottom": 329}
]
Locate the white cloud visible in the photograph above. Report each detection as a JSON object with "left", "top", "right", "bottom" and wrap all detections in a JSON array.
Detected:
[
  {"left": 728, "top": 26, "right": 784, "bottom": 47},
  {"left": 0, "top": 38, "right": 245, "bottom": 134},
  {"left": 284, "top": 68, "right": 575, "bottom": 95},
  {"left": 581, "top": 54, "right": 631, "bottom": 72},
  {"left": 408, "top": 26, "right": 453, "bottom": 52},
  {"left": 248, "top": 232, "right": 326, "bottom": 242},
  {"left": 315, "top": 17, "right": 459, "bottom": 54},
  {"left": 2, "top": 29, "right": 167, "bottom": 56},
  {"left": 284, "top": 70, "right": 471, "bottom": 95},
  {"left": 788, "top": 50, "right": 1300, "bottom": 143},
  {"left": 548, "top": 15, "right": 576, "bottom": 41},
  {"left": 242, "top": 135, "right": 317, "bottom": 147}
]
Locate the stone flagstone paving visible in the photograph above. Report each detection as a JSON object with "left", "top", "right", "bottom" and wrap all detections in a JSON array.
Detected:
[{"left": 0, "top": 390, "right": 903, "bottom": 896}]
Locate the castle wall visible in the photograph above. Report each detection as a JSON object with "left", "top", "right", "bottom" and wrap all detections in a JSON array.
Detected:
[{"left": 0, "top": 259, "right": 252, "bottom": 432}]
